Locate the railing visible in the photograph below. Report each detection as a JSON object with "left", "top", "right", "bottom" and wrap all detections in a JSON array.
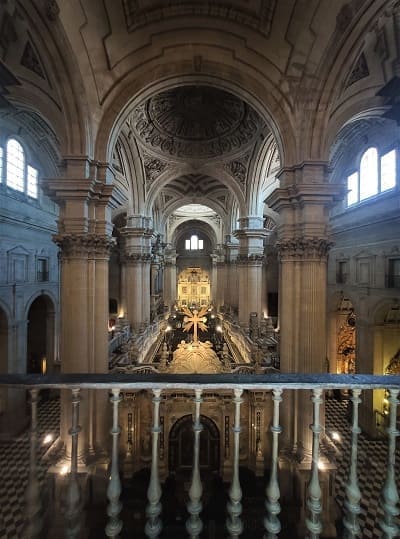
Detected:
[{"left": 1, "top": 373, "right": 399, "bottom": 538}]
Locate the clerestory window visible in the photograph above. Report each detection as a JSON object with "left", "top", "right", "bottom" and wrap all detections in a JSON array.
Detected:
[
  {"left": 347, "top": 147, "right": 396, "bottom": 206},
  {"left": 0, "top": 137, "right": 39, "bottom": 199},
  {"left": 185, "top": 235, "right": 204, "bottom": 250}
]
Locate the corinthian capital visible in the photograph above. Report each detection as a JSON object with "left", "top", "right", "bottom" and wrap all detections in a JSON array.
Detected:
[
  {"left": 276, "top": 237, "right": 333, "bottom": 260},
  {"left": 54, "top": 234, "right": 115, "bottom": 258}
]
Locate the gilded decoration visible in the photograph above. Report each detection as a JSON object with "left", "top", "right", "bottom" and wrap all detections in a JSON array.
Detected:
[
  {"left": 385, "top": 349, "right": 400, "bottom": 375},
  {"left": 336, "top": 310, "right": 356, "bottom": 374},
  {"left": 131, "top": 86, "right": 264, "bottom": 161},
  {"left": 168, "top": 306, "right": 223, "bottom": 374}
]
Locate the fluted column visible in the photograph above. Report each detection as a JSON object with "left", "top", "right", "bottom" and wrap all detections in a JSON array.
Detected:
[
  {"left": 227, "top": 388, "right": 244, "bottom": 538},
  {"left": 142, "top": 256, "right": 151, "bottom": 325},
  {"left": 105, "top": 389, "right": 122, "bottom": 538},
  {"left": 235, "top": 221, "right": 267, "bottom": 327},
  {"left": 163, "top": 246, "right": 177, "bottom": 308},
  {"left": 186, "top": 389, "right": 203, "bottom": 538},
  {"left": 145, "top": 389, "right": 163, "bottom": 538},
  {"left": 24, "top": 389, "right": 42, "bottom": 538},
  {"left": 44, "top": 164, "right": 115, "bottom": 456},
  {"left": 379, "top": 389, "right": 399, "bottom": 538},
  {"left": 121, "top": 218, "right": 153, "bottom": 330}
]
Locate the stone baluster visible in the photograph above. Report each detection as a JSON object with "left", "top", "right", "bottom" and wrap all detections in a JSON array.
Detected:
[
  {"left": 145, "top": 389, "right": 163, "bottom": 538},
  {"left": 186, "top": 389, "right": 203, "bottom": 538},
  {"left": 65, "top": 388, "right": 82, "bottom": 538},
  {"left": 106, "top": 389, "right": 123, "bottom": 538},
  {"left": 305, "top": 389, "right": 323, "bottom": 538},
  {"left": 343, "top": 389, "right": 362, "bottom": 538},
  {"left": 24, "top": 389, "right": 43, "bottom": 538},
  {"left": 379, "top": 389, "right": 400, "bottom": 538},
  {"left": 227, "top": 388, "right": 244, "bottom": 538},
  {"left": 264, "top": 388, "right": 282, "bottom": 538}
]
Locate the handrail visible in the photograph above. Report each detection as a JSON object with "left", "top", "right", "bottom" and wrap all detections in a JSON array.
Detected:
[{"left": 1, "top": 372, "right": 400, "bottom": 390}]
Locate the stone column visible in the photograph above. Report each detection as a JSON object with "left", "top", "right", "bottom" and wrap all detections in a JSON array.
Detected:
[
  {"left": 224, "top": 236, "right": 239, "bottom": 312},
  {"left": 163, "top": 245, "right": 177, "bottom": 309},
  {"left": 43, "top": 159, "right": 115, "bottom": 456},
  {"left": 121, "top": 217, "right": 153, "bottom": 331},
  {"left": 216, "top": 260, "right": 225, "bottom": 310},
  {"left": 266, "top": 163, "right": 343, "bottom": 454},
  {"left": 210, "top": 252, "right": 218, "bottom": 304},
  {"left": 234, "top": 218, "right": 267, "bottom": 328}
]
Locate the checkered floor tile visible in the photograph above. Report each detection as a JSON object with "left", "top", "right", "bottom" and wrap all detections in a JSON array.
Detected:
[
  {"left": 326, "top": 397, "right": 400, "bottom": 538},
  {"left": 0, "top": 394, "right": 60, "bottom": 539}
]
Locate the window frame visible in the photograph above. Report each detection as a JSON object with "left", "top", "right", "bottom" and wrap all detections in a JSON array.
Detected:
[
  {"left": 346, "top": 145, "right": 397, "bottom": 207},
  {"left": 184, "top": 234, "right": 204, "bottom": 251},
  {"left": 0, "top": 136, "right": 40, "bottom": 200}
]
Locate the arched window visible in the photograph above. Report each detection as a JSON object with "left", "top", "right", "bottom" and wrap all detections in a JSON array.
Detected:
[
  {"left": 1, "top": 138, "right": 39, "bottom": 199},
  {"left": 347, "top": 146, "right": 397, "bottom": 206},
  {"left": 185, "top": 234, "right": 204, "bottom": 250},
  {"left": 6, "top": 138, "right": 25, "bottom": 192},
  {"left": 359, "top": 147, "right": 378, "bottom": 200}
]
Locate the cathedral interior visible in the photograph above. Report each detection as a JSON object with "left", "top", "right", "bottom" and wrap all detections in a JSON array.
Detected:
[{"left": 0, "top": 1, "right": 400, "bottom": 537}]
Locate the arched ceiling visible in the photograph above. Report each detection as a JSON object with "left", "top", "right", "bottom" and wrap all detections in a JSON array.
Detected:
[
  {"left": 117, "top": 84, "right": 268, "bottom": 228},
  {"left": 130, "top": 86, "right": 265, "bottom": 162}
]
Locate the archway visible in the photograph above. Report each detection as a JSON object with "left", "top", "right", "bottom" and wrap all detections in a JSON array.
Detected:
[
  {"left": 26, "top": 295, "right": 56, "bottom": 374},
  {"left": 169, "top": 414, "right": 220, "bottom": 475}
]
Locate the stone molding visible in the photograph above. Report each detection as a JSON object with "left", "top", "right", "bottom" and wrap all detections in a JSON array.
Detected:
[
  {"left": 236, "top": 253, "right": 264, "bottom": 264},
  {"left": 122, "top": 253, "right": 152, "bottom": 264},
  {"left": 54, "top": 234, "right": 115, "bottom": 258},
  {"left": 276, "top": 237, "right": 333, "bottom": 261}
]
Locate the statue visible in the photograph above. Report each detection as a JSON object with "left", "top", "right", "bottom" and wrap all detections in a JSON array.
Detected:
[{"left": 182, "top": 305, "right": 208, "bottom": 343}]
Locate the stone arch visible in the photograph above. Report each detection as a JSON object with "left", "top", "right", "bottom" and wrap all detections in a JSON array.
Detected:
[
  {"left": 160, "top": 198, "right": 229, "bottom": 235},
  {"left": 26, "top": 293, "right": 57, "bottom": 374},
  {"left": 313, "top": 4, "right": 392, "bottom": 162},
  {"left": 169, "top": 216, "right": 220, "bottom": 249},
  {"left": 168, "top": 414, "right": 220, "bottom": 474},
  {"left": 4, "top": 2, "right": 92, "bottom": 157},
  {"left": 95, "top": 68, "right": 292, "bottom": 174}
]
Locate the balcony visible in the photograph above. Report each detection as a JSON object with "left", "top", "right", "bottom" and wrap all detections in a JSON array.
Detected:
[{"left": 0, "top": 373, "right": 399, "bottom": 538}]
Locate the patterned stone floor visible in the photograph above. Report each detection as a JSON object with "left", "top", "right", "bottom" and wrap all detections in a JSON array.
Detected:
[
  {"left": 325, "top": 396, "right": 400, "bottom": 539},
  {"left": 0, "top": 392, "right": 398, "bottom": 538}
]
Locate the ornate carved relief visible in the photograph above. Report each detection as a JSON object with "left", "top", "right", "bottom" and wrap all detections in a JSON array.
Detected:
[
  {"left": 54, "top": 234, "right": 115, "bottom": 257},
  {"left": 21, "top": 42, "right": 46, "bottom": 80},
  {"left": 224, "top": 155, "right": 249, "bottom": 190},
  {"left": 385, "top": 349, "right": 400, "bottom": 374},
  {"left": 345, "top": 53, "right": 369, "bottom": 89},
  {"left": 131, "top": 87, "right": 263, "bottom": 161},
  {"left": 143, "top": 152, "right": 168, "bottom": 187},
  {"left": 122, "top": 1, "right": 277, "bottom": 37},
  {"left": 277, "top": 238, "right": 333, "bottom": 260}
]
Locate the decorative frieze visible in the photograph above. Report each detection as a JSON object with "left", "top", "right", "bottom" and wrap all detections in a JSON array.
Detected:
[{"left": 276, "top": 237, "right": 333, "bottom": 261}]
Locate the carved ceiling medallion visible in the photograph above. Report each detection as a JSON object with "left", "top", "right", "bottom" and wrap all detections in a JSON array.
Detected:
[{"left": 131, "top": 86, "right": 264, "bottom": 161}]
